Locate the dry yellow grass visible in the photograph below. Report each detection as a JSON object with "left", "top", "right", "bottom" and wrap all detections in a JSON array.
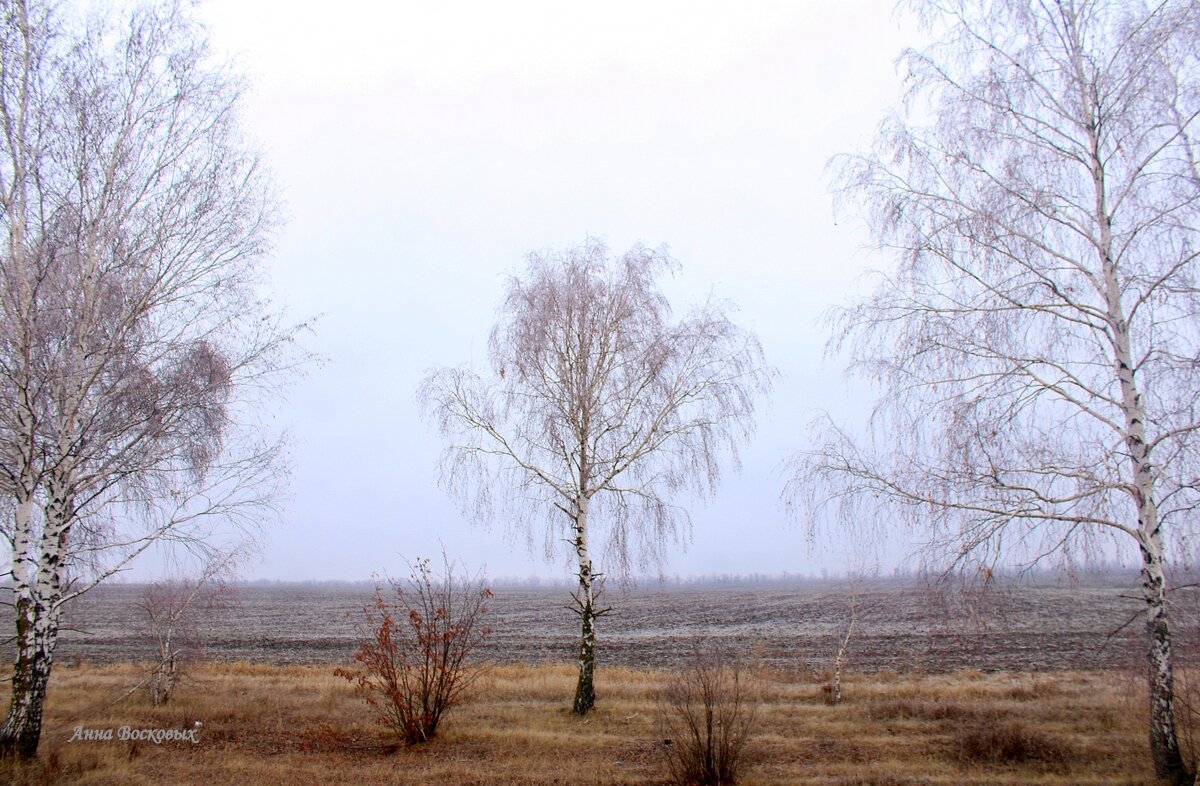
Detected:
[{"left": 0, "top": 661, "right": 1169, "bottom": 785}]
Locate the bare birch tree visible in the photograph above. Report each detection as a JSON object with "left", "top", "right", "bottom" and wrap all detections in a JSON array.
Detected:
[
  {"left": 135, "top": 549, "right": 241, "bottom": 707},
  {"left": 787, "top": 1, "right": 1200, "bottom": 782},
  {"left": 0, "top": 0, "right": 300, "bottom": 759},
  {"left": 420, "top": 239, "right": 772, "bottom": 715}
]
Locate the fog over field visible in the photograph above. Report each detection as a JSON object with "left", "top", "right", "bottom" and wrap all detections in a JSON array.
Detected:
[
  {"left": 50, "top": 574, "right": 1182, "bottom": 674},
  {"left": 183, "top": 0, "right": 926, "bottom": 583}
]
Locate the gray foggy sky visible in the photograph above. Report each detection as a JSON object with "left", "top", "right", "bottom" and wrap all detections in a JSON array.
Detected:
[{"left": 171, "top": 1, "right": 925, "bottom": 581}]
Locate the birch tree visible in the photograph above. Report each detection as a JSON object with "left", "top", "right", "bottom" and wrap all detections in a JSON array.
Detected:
[
  {"left": 135, "top": 549, "right": 241, "bottom": 707},
  {"left": 420, "top": 240, "right": 772, "bottom": 715},
  {"left": 0, "top": 0, "right": 299, "bottom": 759},
  {"left": 788, "top": 1, "right": 1200, "bottom": 782}
]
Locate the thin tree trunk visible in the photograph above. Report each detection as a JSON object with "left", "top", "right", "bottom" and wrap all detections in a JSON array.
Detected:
[
  {"left": 152, "top": 627, "right": 178, "bottom": 706},
  {"left": 832, "top": 610, "right": 855, "bottom": 706},
  {"left": 572, "top": 497, "right": 596, "bottom": 715}
]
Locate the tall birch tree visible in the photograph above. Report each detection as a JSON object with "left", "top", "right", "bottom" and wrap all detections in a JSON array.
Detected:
[
  {"left": 789, "top": 1, "right": 1200, "bottom": 782},
  {"left": 0, "top": 0, "right": 299, "bottom": 759},
  {"left": 420, "top": 240, "right": 772, "bottom": 715}
]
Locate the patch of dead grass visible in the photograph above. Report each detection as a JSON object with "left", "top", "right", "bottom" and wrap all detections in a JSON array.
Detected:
[{"left": 0, "top": 661, "right": 1167, "bottom": 786}]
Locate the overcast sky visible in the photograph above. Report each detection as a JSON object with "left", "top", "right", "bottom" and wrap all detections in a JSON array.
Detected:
[{"left": 171, "top": 1, "right": 925, "bottom": 582}]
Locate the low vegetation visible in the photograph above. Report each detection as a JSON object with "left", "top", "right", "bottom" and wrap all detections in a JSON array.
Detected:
[
  {"left": 0, "top": 661, "right": 1171, "bottom": 786},
  {"left": 334, "top": 558, "right": 492, "bottom": 745},
  {"left": 658, "top": 644, "right": 758, "bottom": 786}
]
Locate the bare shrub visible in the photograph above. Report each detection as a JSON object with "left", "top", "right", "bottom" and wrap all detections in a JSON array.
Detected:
[
  {"left": 335, "top": 557, "right": 492, "bottom": 745},
  {"left": 658, "top": 644, "right": 758, "bottom": 786}
]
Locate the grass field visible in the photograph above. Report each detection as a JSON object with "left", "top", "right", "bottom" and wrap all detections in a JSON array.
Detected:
[{"left": 0, "top": 660, "right": 1174, "bottom": 785}]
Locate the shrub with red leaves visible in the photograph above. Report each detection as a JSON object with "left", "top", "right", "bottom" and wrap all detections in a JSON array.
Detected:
[{"left": 335, "top": 557, "right": 492, "bottom": 745}]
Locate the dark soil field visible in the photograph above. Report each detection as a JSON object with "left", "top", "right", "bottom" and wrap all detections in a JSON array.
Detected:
[{"left": 50, "top": 574, "right": 1172, "bottom": 673}]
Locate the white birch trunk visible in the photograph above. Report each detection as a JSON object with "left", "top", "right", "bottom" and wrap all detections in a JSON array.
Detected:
[
  {"left": 832, "top": 609, "right": 856, "bottom": 706},
  {"left": 0, "top": 357, "right": 49, "bottom": 761},
  {"left": 1098, "top": 179, "right": 1189, "bottom": 784},
  {"left": 152, "top": 625, "right": 178, "bottom": 706},
  {"left": 0, "top": 463, "right": 74, "bottom": 758},
  {"left": 572, "top": 495, "right": 597, "bottom": 715},
  {"left": 0, "top": 565, "right": 61, "bottom": 759}
]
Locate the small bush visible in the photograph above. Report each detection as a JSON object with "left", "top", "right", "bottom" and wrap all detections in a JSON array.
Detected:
[
  {"left": 658, "top": 643, "right": 758, "bottom": 786},
  {"left": 335, "top": 556, "right": 492, "bottom": 745},
  {"left": 952, "top": 719, "right": 1070, "bottom": 766}
]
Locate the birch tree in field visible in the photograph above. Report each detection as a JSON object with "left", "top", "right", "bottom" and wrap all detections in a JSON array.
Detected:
[
  {"left": 788, "top": 1, "right": 1200, "bottom": 782},
  {"left": 420, "top": 240, "right": 772, "bottom": 715},
  {"left": 135, "top": 548, "right": 242, "bottom": 708},
  {"left": 0, "top": 0, "right": 300, "bottom": 759}
]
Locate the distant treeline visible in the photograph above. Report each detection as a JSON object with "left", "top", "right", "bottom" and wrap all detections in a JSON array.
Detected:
[{"left": 208, "top": 563, "right": 1160, "bottom": 591}]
